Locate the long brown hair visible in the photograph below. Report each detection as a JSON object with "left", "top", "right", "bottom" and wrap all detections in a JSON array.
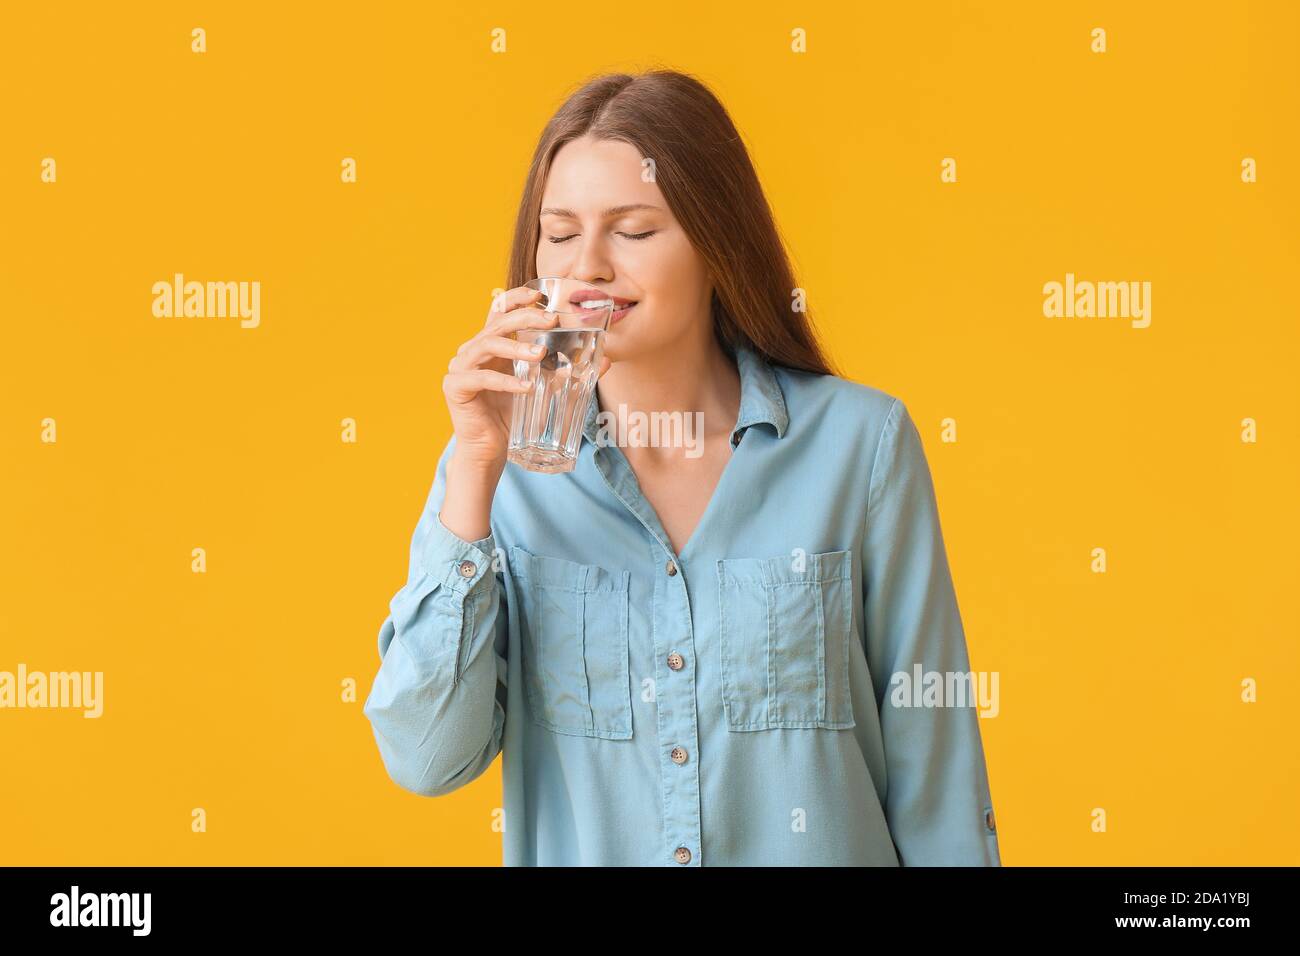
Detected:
[{"left": 507, "top": 70, "right": 838, "bottom": 378}]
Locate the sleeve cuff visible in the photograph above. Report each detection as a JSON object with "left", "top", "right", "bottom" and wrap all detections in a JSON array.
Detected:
[{"left": 420, "top": 511, "right": 498, "bottom": 594}]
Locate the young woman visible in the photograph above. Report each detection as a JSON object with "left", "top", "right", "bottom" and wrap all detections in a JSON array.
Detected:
[{"left": 364, "top": 70, "right": 1002, "bottom": 866}]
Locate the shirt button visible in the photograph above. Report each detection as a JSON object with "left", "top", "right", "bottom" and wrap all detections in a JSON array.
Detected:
[
  {"left": 670, "top": 746, "right": 688, "bottom": 765},
  {"left": 667, "top": 652, "right": 684, "bottom": 671},
  {"left": 674, "top": 846, "right": 691, "bottom": 864},
  {"left": 985, "top": 809, "right": 996, "bottom": 832},
  {"left": 458, "top": 559, "right": 477, "bottom": 578},
  {"left": 665, "top": 560, "right": 677, "bottom": 576}
]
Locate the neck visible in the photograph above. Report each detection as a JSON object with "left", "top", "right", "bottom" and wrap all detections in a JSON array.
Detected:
[{"left": 595, "top": 331, "right": 741, "bottom": 452}]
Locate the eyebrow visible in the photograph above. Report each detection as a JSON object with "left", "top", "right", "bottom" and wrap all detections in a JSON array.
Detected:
[{"left": 539, "top": 203, "right": 662, "bottom": 219}]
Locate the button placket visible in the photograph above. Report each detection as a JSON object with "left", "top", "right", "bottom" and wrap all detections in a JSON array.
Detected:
[{"left": 653, "top": 553, "right": 700, "bottom": 865}]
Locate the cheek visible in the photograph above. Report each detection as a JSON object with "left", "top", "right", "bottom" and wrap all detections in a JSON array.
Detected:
[
  {"left": 635, "top": 237, "right": 707, "bottom": 305},
  {"left": 535, "top": 242, "right": 559, "bottom": 276}
]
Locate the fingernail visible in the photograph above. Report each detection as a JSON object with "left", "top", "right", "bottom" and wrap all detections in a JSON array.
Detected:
[{"left": 531, "top": 344, "right": 545, "bottom": 353}]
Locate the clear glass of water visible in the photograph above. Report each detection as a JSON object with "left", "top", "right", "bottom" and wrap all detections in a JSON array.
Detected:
[{"left": 506, "top": 276, "right": 614, "bottom": 474}]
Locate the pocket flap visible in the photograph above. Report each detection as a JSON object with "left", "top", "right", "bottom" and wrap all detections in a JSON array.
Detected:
[
  {"left": 508, "top": 545, "right": 627, "bottom": 593},
  {"left": 717, "top": 548, "right": 852, "bottom": 587}
]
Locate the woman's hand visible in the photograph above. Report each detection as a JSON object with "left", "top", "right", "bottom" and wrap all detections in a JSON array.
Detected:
[{"left": 442, "top": 285, "right": 611, "bottom": 472}]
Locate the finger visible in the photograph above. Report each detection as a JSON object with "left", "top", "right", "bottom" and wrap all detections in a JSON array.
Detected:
[
  {"left": 484, "top": 286, "right": 543, "bottom": 323},
  {"left": 449, "top": 333, "right": 548, "bottom": 374},
  {"left": 443, "top": 368, "right": 532, "bottom": 404},
  {"left": 484, "top": 303, "right": 560, "bottom": 338}
]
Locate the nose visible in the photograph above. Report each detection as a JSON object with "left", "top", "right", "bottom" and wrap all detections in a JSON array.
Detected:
[{"left": 567, "top": 231, "right": 613, "bottom": 286}]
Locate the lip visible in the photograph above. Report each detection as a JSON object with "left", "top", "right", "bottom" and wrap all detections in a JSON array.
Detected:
[
  {"left": 568, "top": 288, "right": 637, "bottom": 309},
  {"left": 565, "top": 288, "right": 637, "bottom": 326}
]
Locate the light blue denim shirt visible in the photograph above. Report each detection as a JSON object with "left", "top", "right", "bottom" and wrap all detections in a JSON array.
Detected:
[{"left": 363, "top": 342, "right": 1002, "bottom": 866}]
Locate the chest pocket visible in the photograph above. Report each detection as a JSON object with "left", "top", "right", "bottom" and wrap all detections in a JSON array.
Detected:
[
  {"left": 508, "top": 546, "right": 633, "bottom": 740},
  {"left": 715, "top": 549, "right": 856, "bottom": 731}
]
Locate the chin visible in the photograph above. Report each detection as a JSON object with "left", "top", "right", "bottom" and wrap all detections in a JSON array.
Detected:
[{"left": 604, "top": 331, "right": 676, "bottom": 364}]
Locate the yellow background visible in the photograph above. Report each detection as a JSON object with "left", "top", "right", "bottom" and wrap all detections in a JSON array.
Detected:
[{"left": 1, "top": 1, "right": 1296, "bottom": 865}]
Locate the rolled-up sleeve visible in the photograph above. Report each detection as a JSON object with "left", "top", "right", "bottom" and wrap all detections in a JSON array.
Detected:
[
  {"left": 362, "top": 435, "right": 509, "bottom": 798},
  {"left": 863, "top": 398, "right": 1001, "bottom": 865}
]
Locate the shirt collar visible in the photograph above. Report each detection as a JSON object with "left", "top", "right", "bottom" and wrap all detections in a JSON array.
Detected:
[{"left": 582, "top": 341, "right": 789, "bottom": 449}]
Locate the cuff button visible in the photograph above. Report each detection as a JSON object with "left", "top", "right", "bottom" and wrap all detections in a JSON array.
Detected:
[{"left": 458, "top": 560, "right": 477, "bottom": 578}]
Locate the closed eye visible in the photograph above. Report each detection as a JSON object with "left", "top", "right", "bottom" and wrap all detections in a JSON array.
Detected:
[{"left": 545, "top": 230, "right": 658, "bottom": 244}]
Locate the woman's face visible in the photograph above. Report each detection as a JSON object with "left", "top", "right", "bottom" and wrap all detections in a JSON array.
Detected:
[{"left": 536, "top": 134, "right": 713, "bottom": 361}]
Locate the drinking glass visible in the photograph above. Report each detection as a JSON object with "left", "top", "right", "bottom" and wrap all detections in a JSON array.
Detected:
[{"left": 506, "top": 276, "right": 613, "bottom": 474}]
